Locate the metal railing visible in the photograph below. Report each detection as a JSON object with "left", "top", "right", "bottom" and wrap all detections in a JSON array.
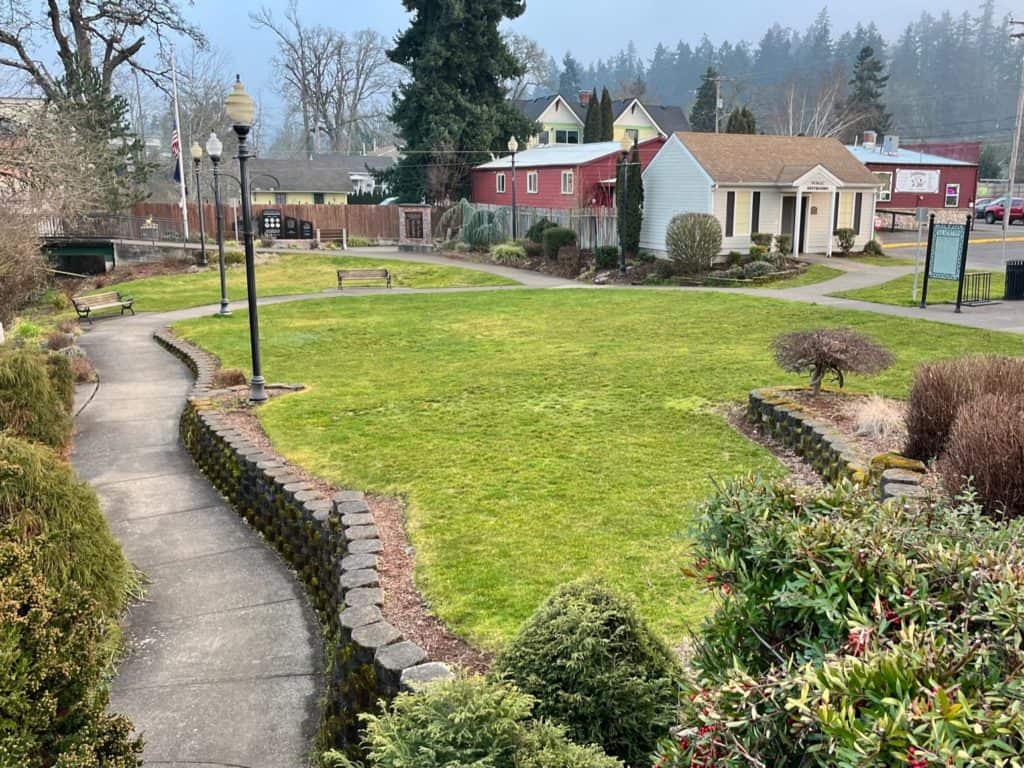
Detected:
[
  {"left": 38, "top": 213, "right": 185, "bottom": 243},
  {"left": 962, "top": 271, "right": 993, "bottom": 306}
]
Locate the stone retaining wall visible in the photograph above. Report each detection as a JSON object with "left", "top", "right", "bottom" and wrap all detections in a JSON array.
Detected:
[
  {"left": 747, "top": 388, "right": 927, "bottom": 500},
  {"left": 154, "top": 329, "right": 450, "bottom": 754}
]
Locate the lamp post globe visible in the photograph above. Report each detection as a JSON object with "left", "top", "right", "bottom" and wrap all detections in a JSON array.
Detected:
[
  {"left": 190, "top": 141, "right": 208, "bottom": 267},
  {"left": 508, "top": 136, "right": 519, "bottom": 241},
  {"left": 226, "top": 76, "right": 267, "bottom": 403},
  {"left": 206, "top": 131, "right": 230, "bottom": 317}
]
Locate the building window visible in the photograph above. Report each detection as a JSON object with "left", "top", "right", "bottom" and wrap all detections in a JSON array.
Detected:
[
  {"left": 496, "top": 173, "right": 506, "bottom": 193},
  {"left": 734, "top": 190, "right": 752, "bottom": 236},
  {"left": 561, "top": 170, "right": 574, "bottom": 195},
  {"left": 751, "top": 192, "right": 761, "bottom": 233},
  {"left": 527, "top": 171, "right": 538, "bottom": 194},
  {"left": 274, "top": 192, "right": 287, "bottom": 205},
  {"left": 313, "top": 192, "right": 325, "bottom": 204},
  {"left": 875, "top": 171, "right": 892, "bottom": 202},
  {"left": 624, "top": 128, "right": 639, "bottom": 145},
  {"left": 833, "top": 192, "right": 855, "bottom": 233},
  {"left": 555, "top": 129, "right": 579, "bottom": 144},
  {"left": 945, "top": 183, "right": 960, "bottom": 208}
]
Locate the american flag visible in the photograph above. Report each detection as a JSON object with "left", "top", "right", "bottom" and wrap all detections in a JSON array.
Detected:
[{"left": 171, "top": 128, "right": 183, "bottom": 183}]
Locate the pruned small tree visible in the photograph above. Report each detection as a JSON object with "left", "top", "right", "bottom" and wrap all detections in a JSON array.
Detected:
[
  {"left": 665, "top": 213, "right": 722, "bottom": 274},
  {"left": 772, "top": 328, "right": 894, "bottom": 395}
]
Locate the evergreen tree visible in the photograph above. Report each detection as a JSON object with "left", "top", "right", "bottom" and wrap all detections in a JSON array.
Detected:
[
  {"left": 846, "top": 45, "right": 890, "bottom": 140},
  {"left": 583, "top": 87, "right": 601, "bottom": 142},
  {"left": 979, "top": 144, "right": 1003, "bottom": 179},
  {"left": 386, "top": 0, "right": 534, "bottom": 203},
  {"left": 725, "top": 106, "right": 756, "bottom": 134},
  {"left": 559, "top": 52, "right": 583, "bottom": 99},
  {"left": 690, "top": 68, "right": 719, "bottom": 133},
  {"left": 617, "top": 142, "right": 644, "bottom": 258},
  {"left": 600, "top": 87, "right": 614, "bottom": 141}
]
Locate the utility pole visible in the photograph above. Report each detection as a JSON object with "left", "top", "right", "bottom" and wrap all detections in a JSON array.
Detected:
[
  {"left": 714, "top": 76, "right": 721, "bottom": 133},
  {"left": 1004, "top": 21, "right": 1024, "bottom": 264}
]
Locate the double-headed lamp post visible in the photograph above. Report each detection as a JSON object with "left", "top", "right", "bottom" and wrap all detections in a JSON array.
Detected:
[
  {"left": 205, "top": 131, "right": 231, "bottom": 316},
  {"left": 190, "top": 141, "right": 209, "bottom": 266},
  {"left": 508, "top": 135, "right": 519, "bottom": 240},
  {"left": 225, "top": 76, "right": 267, "bottom": 403}
]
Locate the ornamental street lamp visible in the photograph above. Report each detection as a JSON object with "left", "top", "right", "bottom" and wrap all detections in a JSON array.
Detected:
[
  {"left": 190, "top": 141, "right": 209, "bottom": 266},
  {"left": 508, "top": 135, "right": 519, "bottom": 241},
  {"left": 617, "top": 134, "right": 632, "bottom": 277},
  {"left": 225, "top": 75, "right": 267, "bottom": 403},
  {"left": 206, "top": 130, "right": 231, "bottom": 316}
]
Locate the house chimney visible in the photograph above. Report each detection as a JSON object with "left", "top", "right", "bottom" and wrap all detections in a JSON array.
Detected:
[
  {"left": 579, "top": 90, "right": 592, "bottom": 107},
  {"left": 863, "top": 130, "right": 877, "bottom": 149},
  {"left": 883, "top": 135, "right": 900, "bottom": 155}
]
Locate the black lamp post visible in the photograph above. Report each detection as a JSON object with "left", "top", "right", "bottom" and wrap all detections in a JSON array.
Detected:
[
  {"left": 617, "top": 134, "right": 632, "bottom": 277},
  {"left": 508, "top": 135, "right": 519, "bottom": 240},
  {"left": 190, "top": 141, "right": 209, "bottom": 266},
  {"left": 226, "top": 75, "right": 267, "bottom": 403},
  {"left": 206, "top": 131, "right": 231, "bottom": 316}
]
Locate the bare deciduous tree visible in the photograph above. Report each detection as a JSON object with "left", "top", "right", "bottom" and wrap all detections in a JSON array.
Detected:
[
  {"left": 767, "top": 71, "right": 865, "bottom": 138},
  {"left": 504, "top": 33, "right": 549, "bottom": 101}
]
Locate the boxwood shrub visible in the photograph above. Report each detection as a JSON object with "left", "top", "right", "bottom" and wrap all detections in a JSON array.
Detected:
[
  {"left": 526, "top": 217, "right": 558, "bottom": 244},
  {"left": 491, "top": 579, "right": 681, "bottom": 765},
  {"left": 593, "top": 246, "right": 619, "bottom": 270},
  {"left": 542, "top": 227, "right": 577, "bottom": 260}
]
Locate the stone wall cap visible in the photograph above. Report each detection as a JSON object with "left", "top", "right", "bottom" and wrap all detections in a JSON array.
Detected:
[
  {"left": 346, "top": 524, "right": 380, "bottom": 541},
  {"left": 352, "top": 621, "right": 401, "bottom": 650},
  {"left": 341, "top": 512, "right": 375, "bottom": 527},
  {"left": 345, "top": 587, "right": 384, "bottom": 607},
  {"left": 340, "top": 568, "right": 380, "bottom": 589},
  {"left": 400, "top": 662, "right": 455, "bottom": 691},
  {"left": 376, "top": 640, "right": 426, "bottom": 672},
  {"left": 340, "top": 604, "right": 383, "bottom": 630},
  {"left": 333, "top": 490, "right": 364, "bottom": 503},
  {"left": 341, "top": 553, "right": 379, "bottom": 572},
  {"left": 348, "top": 538, "right": 384, "bottom": 555}
]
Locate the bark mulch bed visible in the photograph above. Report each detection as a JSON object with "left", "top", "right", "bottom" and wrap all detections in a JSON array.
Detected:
[{"left": 205, "top": 386, "right": 491, "bottom": 672}]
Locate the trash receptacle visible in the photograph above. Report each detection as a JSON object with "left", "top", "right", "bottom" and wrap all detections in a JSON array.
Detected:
[{"left": 1005, "top": 260, "right": 1024, "bottom": 300}]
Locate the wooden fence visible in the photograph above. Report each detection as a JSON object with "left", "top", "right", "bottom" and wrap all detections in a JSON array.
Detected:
[
  {"left": 131, "top": 202, "right": 403, "bottom": 240},
  {"left": 474, "top": 204, "right": 618, "bottom": 250}
]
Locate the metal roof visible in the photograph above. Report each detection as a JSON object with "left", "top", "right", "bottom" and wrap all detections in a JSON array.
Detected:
[
  {"left": 846, "top": 144, "right": 976, "bottom": 167},
  {"left": 475, "top": 141, "right": 623, "bottom": 170}
]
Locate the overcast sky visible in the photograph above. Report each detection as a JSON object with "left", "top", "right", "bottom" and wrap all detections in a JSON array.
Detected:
[{"left": 187, "top": 0, "right": 1009, "bottom": 129}]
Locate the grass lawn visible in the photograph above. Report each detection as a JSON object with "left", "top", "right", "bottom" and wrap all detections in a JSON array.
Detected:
[
  {"left": 832, "top": 270, "right": 1006, "bottom": 307},
  {"left": 757, "top": 264, "right": 844, "bottom": 289},
  {"left": 84, "top": 253, "right": 516, "bottom": 313},
  {"left": 174, "top": 289, "right": 1021, "bottom": 650}
]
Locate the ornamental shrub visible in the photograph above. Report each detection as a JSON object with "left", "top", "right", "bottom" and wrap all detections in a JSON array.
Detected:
[
  {"left": 835, "top": 227, "right": 856, "bottom": 255},
  {"left": 655, "top": 477, "right": 1024, "bottom": 767},
  {"left": 491, "top": 579, "right": 681, "bottom": 765},
  {"left": 593, "top": 246, "right": 619, "bottom": 270},
  {"left": 750, "top": 232, "right": 773, "bottom": 248},
  {"left": 742, "top": 259, "right": 774, "bottom": 278},
  {"left": 776, "top": 233, "right": 792, "bottom": 254},
  {"left": 542, "top": 227, "right": 576, "bottom": 260},
  {"left": 665, "top": 213, "right": 722, "bottom": 274},
  {"left": 939, "top": 393, "right": 1024, "bottom": 518},
  {"left": 748, "top": 244, "right": 769, "bottom": 260},
  {"left": 904, "top": 355, "right": 1024, "bottom": 461},
  {"left": 358, "top": 675, "right": 620, "bottom": 768},
  {"left": 0, "top": 348, "right": 72, "bottom": 449},
  {"left": 526, "top": 217, "right": 558, "bottom": 244},
  {"left": 863, "top": 238, "right": 885, "bottom": 256},
  {"left": 46, "top": 351, "right": 75, "bottom": 413},
  {"left": 224, "top": 248, "right": 245, "bottom": 265},
  {"left": 771, "top": 327, "right": 893, "bottom": 395},
  {"left": 490, "top": 242, "right": 527, "bottom": 265}
]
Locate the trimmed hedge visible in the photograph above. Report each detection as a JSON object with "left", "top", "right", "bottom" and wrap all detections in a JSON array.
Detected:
[
  {"left": 0, "top": 349, "right": 72, "bottom": 450},
  {"left": 526, "top": 218, "right": 558, "bottom": 244},
  {"left": 593, "top": 246, "right": 619, "bottom": 270},
  {"left": 542, "top": 227, "right": 576, "bottom": 260}
]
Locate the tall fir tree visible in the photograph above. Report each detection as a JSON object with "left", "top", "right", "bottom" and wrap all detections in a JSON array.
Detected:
[
  {"left": 583, "top": 88, "right": 601, "bottom": 142},
  {"left": 600, "top": 87, "right": 614, "bottom": 141},
  {"left": 386, "top": 0, "right": 535, "bottom": 203},
  {"left": 689, "top": 68, "right": 719, "bottom": 133},
  {"left": 559, "top": 52, "right": 583, "bottom": 100},
  {"left": 845, "top": 45, "right": 890, "bottom": 140},
  {"left": 617, "top": 142, "right": 643, "bottom": 258},
  {"left": 725, "top": 106, "right": 756, "bottom": 134}
]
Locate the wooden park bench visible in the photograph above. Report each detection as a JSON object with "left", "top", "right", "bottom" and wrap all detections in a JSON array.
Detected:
[
  {"left": 337, "top": 268, "right": 392, "bottom": 289},
  {"left": 71, "top": 291, "right": 135, "bottom": 323}
]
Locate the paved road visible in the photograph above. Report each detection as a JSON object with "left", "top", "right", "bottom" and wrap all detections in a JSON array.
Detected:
[{"left": 72, "top": 313, "right": 322, "bottom": 768}]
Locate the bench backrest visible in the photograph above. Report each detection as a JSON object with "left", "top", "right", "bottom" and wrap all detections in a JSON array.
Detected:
[
  {"left": 74, "top": 291, "right": 121, "bottom": 307},
  {"left": 337, "top": 269, "right": 389, "bottom": 279}
]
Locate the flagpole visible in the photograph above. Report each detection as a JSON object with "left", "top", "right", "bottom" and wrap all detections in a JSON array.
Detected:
[{"left": 170, "top": 48, "right": 190, "bottom": 242}]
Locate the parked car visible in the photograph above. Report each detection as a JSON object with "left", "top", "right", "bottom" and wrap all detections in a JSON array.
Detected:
[
  {"left": 974, "top": 197, "right": 994, "bottom": 217},
  {"left": 984, "top": 198, "right": 1024, "bottom": 224}
]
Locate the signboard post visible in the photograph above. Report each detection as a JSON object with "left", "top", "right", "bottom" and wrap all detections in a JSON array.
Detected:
[
  {"left": 911, "top": 207, "right": 928, "bottom": 302},
  {"left": 919, "top": 215, "right": 972, "bottom": 312}
]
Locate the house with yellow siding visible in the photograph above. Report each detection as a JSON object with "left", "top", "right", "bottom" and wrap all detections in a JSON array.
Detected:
[
  {"left": 247, "top": 157, "right": 354, "bottom": 205},
  {"left": 513, "top": 93, "right": 688, "bottom": 148}
]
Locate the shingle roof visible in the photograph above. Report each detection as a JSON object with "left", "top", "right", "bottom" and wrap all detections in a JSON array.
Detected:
[
  {"left": 673, "top": 132, "right": 880, "bottom": 186},
  {"left": 248, "top": 158, "right": 354, "bottom": 193},
  {"left": 514, "top": 96, "right": 568, "bottom": 122},
  {"left": 846, "top": 144, "right": 976, "bottom": 167},
  {"left": 475, "top": 141, "right": 623, "bottom": 170},
  {"left": 612, "top": 99, "right": 689, "bottom": 134}
]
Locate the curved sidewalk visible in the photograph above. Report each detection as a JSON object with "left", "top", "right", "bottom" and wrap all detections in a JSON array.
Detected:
[{"left": 72, "top": 313, "right": 322, "bottom": 768}]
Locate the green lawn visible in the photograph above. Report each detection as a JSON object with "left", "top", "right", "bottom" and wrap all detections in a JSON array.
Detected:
[
  {"left": 833, "top": 270, "right": 1006, "bottom": 307},
  {"left": 87, "top": 253, "right": 516, "bottom": 312},
  {"left": 757, "top": 264, "right": 844, "bottom": 289},
  {"left": 174, "top": 289, "right": 1021, "bottom": 650}
]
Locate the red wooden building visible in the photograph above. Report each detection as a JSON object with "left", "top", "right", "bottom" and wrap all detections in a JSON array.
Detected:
[{"left": 471, "top": 138, "right": 664, "bottom": 210}]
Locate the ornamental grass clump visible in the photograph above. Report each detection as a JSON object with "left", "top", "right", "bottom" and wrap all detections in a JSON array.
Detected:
[
  {"left": 655, "top": 476, "right": 1024, "bottom": 767},
  {"left": 490, "top": 579, "right": 682, "bottom": 766},
  {"left": 0, "top": 348, "right": 72, "bottom": 449},
  {"left": 771, "top": 327, "right": 893, "bottom": 395}
]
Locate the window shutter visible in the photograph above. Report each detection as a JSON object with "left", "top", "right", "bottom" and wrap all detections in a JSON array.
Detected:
[
  {"left": 751, "top": 192, "right": 761, "bottom": 234},
  {"left": 725, "top": 191, "right": 735, "bottom": 237},
  {"left": 833, "top": 192, "right": 840, "bottom": 234},
  {"left": 854, "top": 193, "right": 863, "bottom": 234}
]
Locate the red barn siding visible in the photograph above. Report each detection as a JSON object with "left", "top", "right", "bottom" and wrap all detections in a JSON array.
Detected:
[
  {"left": 471, "top": 138, "right": 664, "bottom": 210},
  {"left": 868, "top": 162, "right": 979, "bottom": 210},
  {"left": 903, "top": 142, "right": 981, "bottom": 165}
]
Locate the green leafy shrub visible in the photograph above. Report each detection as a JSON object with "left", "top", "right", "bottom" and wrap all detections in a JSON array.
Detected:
[
  {"left": 835, "top": 227, "right": 856, "bottom": 255},
  {"left": 772, "top": 327, "right": 894, "bottom": 395},
  {"left": 655, "top": 477, "right": 1024, "bottom": 767},
  {"left": 358, "top": 675, "right": 620, "bottom": 768},
  {"left": 748, "top": 244, "right": 769, "bottom": 261},
  {"left": 0, "top": 532, "right": 143, "bottom": 768},
  {"left": 223, "top": 248, "right": 245, "bottom": 265},
  {"left": 526, "top": 217, "right": 558, "bottom": 243},
  {"left": 491, "top": 579, "right": 681, "bottom": 765},
  {"left": 665, "top": 213, "right": 722, "bottom": 274},
  {"left": 12, "top": 320, "right": 41, "bottom": 341},
  {"left": 742, "top": 259, "right": 774, "bottom": 278},
  {"left": 347, "top": 235, "right": 375, "bottom": 247},
  {"left": 636, "top": 251, "right": 656, "bottom": 263},
  {"left": 0, "top": 434, "right": 132, "bottom": 619},
  {"left": 776, "top": 233, "right": 792, "bottom": 254},
  {"left": 904, "top": 355, "right": 1024, "bottom": 461},
  {"left": 750, "top": 232, "right": 773, "bottom": 248},
  {"left": 863, "top": 238, "right": 885, "bottom": 256},
  {"left": 490, "top": 242, "right": 527, "bottom": 264},
  {"left": 0, "top": 349, "right": 72, "bottom": 449},
  {"left": 46, "top": 352, "right": 74, "bottom": 413},
  {"left": 717, "top": 266, "right": 745, "bottom": 280},
  {"left": 593, "top": 246, "right": 619, "bottom": 270},
  {"left": 542, "top": 227, "right": 576, "bottom": 260},
  {"left": 939, "top": 393, "right": 1024, "bottom": 518},
  {"left": 725, "top": 251, "right": 743, "bottom": 266}
]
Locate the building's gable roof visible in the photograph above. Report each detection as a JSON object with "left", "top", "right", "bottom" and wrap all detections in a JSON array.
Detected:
[
  {"left": 475, "top": 141, "right": 623, "bottom": 170},
  {"left": 613, "top": 99, "right": 689, "bottom": 135},
  {"left": 673, "top": 132, "right": 879, "bottom": 186},
  {"left": 846, "top": 144, "right": 976, "bottom": 168},
  {"left": 248, "top": 157, "right": 354, "bottom": 193},
  {"left": 514, "top": 95, "right": 584, "bottom": 124}
]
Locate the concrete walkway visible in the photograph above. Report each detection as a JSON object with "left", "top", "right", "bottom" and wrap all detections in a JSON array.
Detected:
[{"left": 72, "top": 314, "right": 322, "bottom": 768}]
